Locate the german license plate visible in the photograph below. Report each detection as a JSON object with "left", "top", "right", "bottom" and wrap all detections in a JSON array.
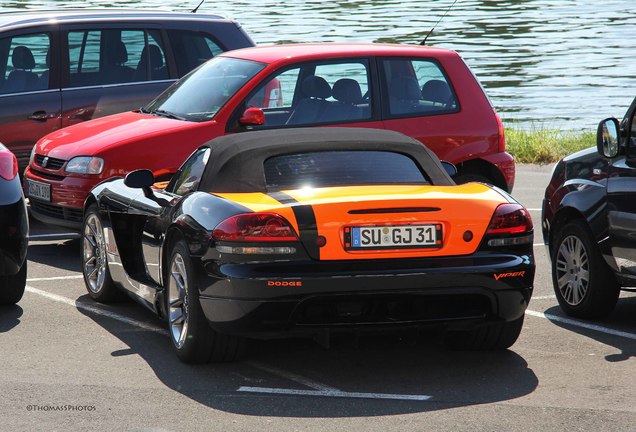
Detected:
[
  {"left": 345, "top": 224, "right": 442, "bottom": 250},
  {"left": 27, "top": 179, "right": 51, "bottom": 202}
]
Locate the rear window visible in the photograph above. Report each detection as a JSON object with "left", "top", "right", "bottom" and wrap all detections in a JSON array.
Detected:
[{"left": 264, "top": 151, "right": 428, "bottom": 190}]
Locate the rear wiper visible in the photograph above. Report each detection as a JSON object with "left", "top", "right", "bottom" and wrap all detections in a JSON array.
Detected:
[{"left": 149, "top": 109, "right": 187, "bottom": 121}]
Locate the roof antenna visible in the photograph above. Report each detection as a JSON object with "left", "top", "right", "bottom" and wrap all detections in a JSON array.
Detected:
[
  {"left": 421, "top": 0, "right": 458, "bottom": 45},
  {"left": 191, "top": 0, "right": 205, "bottom": 13}
]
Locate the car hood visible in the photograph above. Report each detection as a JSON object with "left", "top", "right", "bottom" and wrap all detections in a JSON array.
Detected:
[{"left": 37, "top": 111, "right": 197, "bottom": 159}]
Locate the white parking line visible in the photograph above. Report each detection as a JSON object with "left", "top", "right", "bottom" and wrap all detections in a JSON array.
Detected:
[
  {"left": 25, "top": 286, "right": 166, "bottom": 335},
  {"left": 246, "top": 361, "right": 337, "bottom": 391},
  {"left": 27, "top": 275, "right": 84, "bottom": 282},
  {"left": 237, "top": 386, "right": 431, "bottom": 401},
  {"left": 525, "top": 309, "right": 636, "bottom": 341},
  {"left": 532, "top": 295, "right": 556, "bottom": 300}
]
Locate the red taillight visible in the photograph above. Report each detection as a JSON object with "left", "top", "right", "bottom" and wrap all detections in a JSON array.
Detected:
[
  {"left": 486, "top": 203, "right": 533, "bottom": 235},
  {"left": 0, "top": 150, "right": 18, "bottom": 181},
  {"left": 213, "top": 213, "right": 298, "bottom": 242},
  {"left": 495, "top": 113, "right": 506, "bottom": 152}
]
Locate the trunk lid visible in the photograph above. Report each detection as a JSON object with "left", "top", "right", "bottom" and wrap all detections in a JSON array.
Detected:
[{"left": 216, "top": 183, "right": 507, "bottom": 260}]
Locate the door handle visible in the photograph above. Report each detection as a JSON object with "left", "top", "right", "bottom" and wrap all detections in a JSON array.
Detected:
[
  {"left": 68, "top": 107, "right": 94, "bottom": 121},
  {"left": 28, "top": 111, "right": 52, "bottom": 121}
]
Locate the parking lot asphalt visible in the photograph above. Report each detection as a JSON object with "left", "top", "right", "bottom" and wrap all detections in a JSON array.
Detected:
[{"left": 3, "top": 164, "right": 636, "bottom": 431}]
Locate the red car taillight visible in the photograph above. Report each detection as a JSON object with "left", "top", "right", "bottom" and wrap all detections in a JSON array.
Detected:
[
  {"left": 213, "top": 213, "right": 298, "bottom": 242},
  {"left": 495, "top": 112, "right": 506, "bottom": 153},
  {"left": 0, "top": 149, "right": 18, "bottom": 181},
  {"left": 485, "top": 203, "right": 533, "bottom": 247},
  {"left": 213, "top": 213, "right": 299, "bottom": 255}
]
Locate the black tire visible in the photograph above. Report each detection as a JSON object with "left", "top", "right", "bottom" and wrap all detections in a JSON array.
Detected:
[
  {"left": 444, "top": 315, "right": 525, "bottom": 350},
  {"left": 551, "top": 220, "right": 619, "bottom": 318},
  {"left": 166, "top": 239, "right": 245, "bottom": 363},
  {"left": 82, "top": 204, "right": 121, "bottom": 303},
  {"left": 0, "top": 261, "right": 27, "bottom": 305},
  {"left": 454, "top": 173, "right": 491, "bottom": 186}
]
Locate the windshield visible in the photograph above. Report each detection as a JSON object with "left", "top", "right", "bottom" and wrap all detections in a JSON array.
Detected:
[{"left": 144, "top": 57, "right": 265, "bottom": 122}]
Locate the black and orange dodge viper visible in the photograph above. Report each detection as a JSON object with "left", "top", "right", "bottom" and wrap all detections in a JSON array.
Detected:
[{"left": 81, "top": 128, "right": 535, "bottom": 363}]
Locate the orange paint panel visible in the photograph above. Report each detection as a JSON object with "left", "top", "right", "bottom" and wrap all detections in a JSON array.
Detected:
[
  {"left": 284, "top": 183, "right": 506, "bottom": 260},
  {"left": 216, "top": 184, "right": 509, "bottom": 261}
]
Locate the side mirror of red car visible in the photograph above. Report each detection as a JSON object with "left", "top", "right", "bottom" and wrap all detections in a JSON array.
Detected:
[{"left": 239, "top": 107, "right": 265, "bottom": 126}]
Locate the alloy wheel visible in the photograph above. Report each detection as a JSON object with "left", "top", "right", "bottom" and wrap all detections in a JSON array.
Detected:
[
  {"left": 168, "top": 252, "right": 189, "bottom": 349},
  {"left": 83, "top": 213, "right": 107, "bottom": 293},
  {"left": 555, "top": 235, "right": 590, "bottom": 306}
]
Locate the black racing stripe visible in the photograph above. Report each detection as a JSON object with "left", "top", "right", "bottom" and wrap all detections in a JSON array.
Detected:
[
  {"left": 268, "top": 191, "right": 298, "bottom": 205},
  {"left": 291, "top": 204, "right": 320, "bottom": 260},
  {"left": 267, "top": 191, "right": 320, "bottom": 260}
]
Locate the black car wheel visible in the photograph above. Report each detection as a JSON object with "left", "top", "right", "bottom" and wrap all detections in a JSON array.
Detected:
[
  {"left": 0, "top": 261, "right": 26, "bottom": 305},
  {"left": 166, "top": 239, "right": 245, "bottom": 363},
  {"left": 82, "top": 204, "right": 120, "bottom": 303},
  {"left": 552, "top": 220, "right": 619, "bottom": 318},
  {"left": 444, "top": 315, "right": 524, "bottom": 350}
]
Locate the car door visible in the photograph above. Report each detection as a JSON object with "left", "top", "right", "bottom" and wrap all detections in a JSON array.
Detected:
[
  {"left": 606, "top": 102, "right": 636, "bottom": 276},
  {"left": 60, "top": 23, "right": 175, "bottom": 129},
  {"left": 0, "top": 27, "right": 62, "bottom": 171},
  {"left": 131, "top": 148, "right": 210, "bottom": 286}
]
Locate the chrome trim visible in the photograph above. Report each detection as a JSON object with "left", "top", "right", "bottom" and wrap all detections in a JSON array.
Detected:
[
  {"left": 0, "top": 88, "right": 61, "bottom": 97},
  {"left": 62, "top": 78, "right": 176, "bottom": 92}
]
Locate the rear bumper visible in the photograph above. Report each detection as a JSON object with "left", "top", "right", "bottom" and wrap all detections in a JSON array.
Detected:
[{"left": 196, "top": 251, "right": 534, "bottom": 339}]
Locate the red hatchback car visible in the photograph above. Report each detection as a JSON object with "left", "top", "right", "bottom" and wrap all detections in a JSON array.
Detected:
[{"left": 25, "top": 43, "right": 514, "bottom": 229}]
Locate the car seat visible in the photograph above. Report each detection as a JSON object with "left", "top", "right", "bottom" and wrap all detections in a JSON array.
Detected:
[
  {"left": 135, "top": 44, "right": 167, "bottom": 81},
  {"left": 388, "top": 75, "right": 421, "bottom": 115},
  {"left": 421, "top": 79, "right": 453, "bottom": 107},
  {"left": 4, "top": 46, "right": 40, "bottom": 93},
  {"left": 330, "top": 78, "right": 365, "bottom": 122},
  {"left": 101, "top": 41, "right": 135, "bottom": 84},
  {"left": 285, "top": 75, "right": 332, "bottom": 125}
]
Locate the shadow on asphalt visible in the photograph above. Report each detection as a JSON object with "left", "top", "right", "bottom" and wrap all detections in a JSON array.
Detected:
[
  {"left": 77, "top": 300, "right": 538, "bottom": 417},
  {"left": 27, "top": 239, "right": 81, "bottom": 272},
  {"left": 545, "top": 297, "right": 636, "bottom": 363},
  {"left": 0, "top": 305, "right": 23, "bottom": 332}
]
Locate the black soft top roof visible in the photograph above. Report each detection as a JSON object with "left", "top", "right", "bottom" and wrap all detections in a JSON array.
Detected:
[{"left": 198, "top": 128, "right": 454, "bottom": 193}]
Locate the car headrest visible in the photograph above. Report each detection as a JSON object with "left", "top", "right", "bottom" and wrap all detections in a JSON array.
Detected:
[
  {"left": 422, "top": 79, "right": 452, "bottom": 103},
  {"left": 106, "top": 41, "right": 128, "bottom": 65},
  {"left": 12, "top": 46, "right": 35, "bottom": 70},
  {"left": 301, "top": 75, "right": 331, "bottom": 99},
  {"left": 332, "top": 78, "right": 362, "bottom": 104},
  {"left": 140, "top": 44, "right": 163, "bottom": 69}
]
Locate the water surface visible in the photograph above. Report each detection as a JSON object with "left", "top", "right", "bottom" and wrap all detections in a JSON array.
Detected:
[{"left": 5, "top": 0, "right": 636, "bottom": 130}]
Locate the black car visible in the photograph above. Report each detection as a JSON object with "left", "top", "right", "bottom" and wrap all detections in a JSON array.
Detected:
[
  {"left": 0, "top": 8, "right": 255, "bottom": 172},
  {"left": 0, "top": 143, "right": 28, "bottom": 305},
  {"left": 542, "top": 101, "right": 636, "bottom": 318},
  {"left": 83, "top": 128, "right": 534, "bottom": 363}
]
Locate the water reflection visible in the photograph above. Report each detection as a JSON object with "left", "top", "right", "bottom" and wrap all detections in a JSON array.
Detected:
[{"left": 5, "top": 0, "right": 636, "bottom": 129}]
